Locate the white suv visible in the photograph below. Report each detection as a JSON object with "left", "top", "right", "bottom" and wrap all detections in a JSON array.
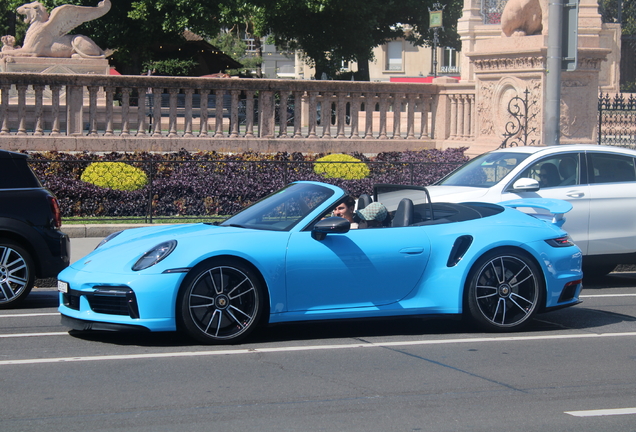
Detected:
[{"left": 427, "top": 144, "right": 636, "bottom": 276}]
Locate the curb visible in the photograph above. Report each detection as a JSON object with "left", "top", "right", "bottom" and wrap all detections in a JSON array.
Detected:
[{"left": 62, "top": 224, "right": 157, "bottom": 238}]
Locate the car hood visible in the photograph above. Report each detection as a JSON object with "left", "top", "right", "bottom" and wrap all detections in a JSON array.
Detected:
[
  {"left": 425, "top": 185, "right": 490, "bottom": 203},
  {"left": 67, "top": 223, "right": 267, "bottom": 274}
]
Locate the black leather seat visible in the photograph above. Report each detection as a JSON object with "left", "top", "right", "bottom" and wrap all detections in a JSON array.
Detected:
[
  {"left": 357, "top": 193, "right": 372, "bottom": 210},
  {"left": 392, "top": 198, "right": 414, "bottom": 227}
]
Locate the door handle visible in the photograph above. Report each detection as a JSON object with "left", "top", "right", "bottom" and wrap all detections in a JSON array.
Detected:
[
  {"left": 400, "top": 247, "right": 424, "bottom": 255},
  {"left": 566, "top": 191, "right": 584, "bottom": 198}
]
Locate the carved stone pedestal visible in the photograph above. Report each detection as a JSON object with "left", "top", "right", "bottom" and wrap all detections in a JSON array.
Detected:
[
  {"left": 1, "top": 56, "right": 109, "bottom": 74},
  {"left": 465, "top": 35, "right": 609, "bottom": 154},
  {"left": 1, "top": 56, "right": 110, "bottom": 102}
]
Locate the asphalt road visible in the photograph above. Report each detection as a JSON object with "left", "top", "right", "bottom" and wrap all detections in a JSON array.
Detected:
[{"left": 3, "top": 239, "right": 636, "bottom": 432}]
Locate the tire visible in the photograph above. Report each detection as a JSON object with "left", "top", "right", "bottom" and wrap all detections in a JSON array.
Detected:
[
  {"left": 466, "top": 249, "right": 543, "bottom": 332},
  {"left": 0, "top": 240, "right": 35, "bottom": 308},
  {"left": 178, "top": 259, "right": 265, "bottom": 344}
]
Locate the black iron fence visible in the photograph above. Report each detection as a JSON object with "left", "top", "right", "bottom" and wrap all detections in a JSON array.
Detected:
[
  {"left": 30, "top": 159, "right": 462, "bottom": 223},
  {"left": 499, "top": 88, "right": 538, "bottom": 148},
  {"left": 598, "top": 93, "right": 636, "bottom": 148}
]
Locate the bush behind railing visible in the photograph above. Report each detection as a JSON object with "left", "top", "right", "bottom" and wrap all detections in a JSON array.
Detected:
[{"left": 28, "top": 148, "right": 469, "bottom": 221}]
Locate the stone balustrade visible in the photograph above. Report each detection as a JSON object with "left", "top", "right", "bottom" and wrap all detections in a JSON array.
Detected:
[{"left": 0, "top": 73, "right": 476, "bottom": 154}]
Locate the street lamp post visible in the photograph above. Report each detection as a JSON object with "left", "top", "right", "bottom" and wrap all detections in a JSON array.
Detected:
[{"left": 429, "top": 3, "right": 445, "bottom": 78}]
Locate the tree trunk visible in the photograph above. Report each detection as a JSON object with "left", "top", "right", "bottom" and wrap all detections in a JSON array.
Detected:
[
  {"left": 314, "top": 65, "right": 330, "bottom": 80},
  {"left": 7, "top": 12, "right": 16, "bottom": 36},
  {"left": 356, "top": 54, "right": 371, "bottom": 81},
  {"left": 254, "top": 36, "right": 263, "bottom": 78}
]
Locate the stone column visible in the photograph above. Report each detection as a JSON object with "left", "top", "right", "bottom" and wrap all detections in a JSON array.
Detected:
[
  {"left": 456, "top": 0, "right": 615, "bottom": 85},
  {"left": 66, "top": 85, "right": 84, "bottom": 136},
  {"left": 466, "top": 35, "right": 609, "bottom": 155}
]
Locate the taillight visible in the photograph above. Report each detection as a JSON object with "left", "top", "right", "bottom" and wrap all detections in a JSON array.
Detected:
[
  {"left": 48, "top": 195, "right": 62, "bottom": 229},
  {"left": 545, "top": 236, "right": 575, "bottom": 247}
]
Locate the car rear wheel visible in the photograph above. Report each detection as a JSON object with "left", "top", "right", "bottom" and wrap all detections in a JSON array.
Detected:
[
  {"left": 0, "top": 240, "right": 35, "bottom": 308},
  {"left": 178, "top": 259, "right": 265, "bottom": 344},
  {"left": 466, "top": 249, "right": 543, "bottom": 331}
]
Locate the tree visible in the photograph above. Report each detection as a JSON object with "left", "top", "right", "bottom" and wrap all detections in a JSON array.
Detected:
[
  {"left": 599, "top": 0, "right": 636, "bottom": 34},
  {"left": 29, "top": 0, "right": 230, "bottom": 74},
  {"left": 210, "top": 2, "right": 266, "bottom": 76},
  {"left": 0, "top": 0, "right": 28, "bottom": 43},
  {"left": 210, "top": 32, "right": 262, "bottom": 76},
  {"left": 253, "top": 0, "right": 463, "bottom": 80},
  {"left": 0, "top": 0, "right": 463, "bottom": 79}
]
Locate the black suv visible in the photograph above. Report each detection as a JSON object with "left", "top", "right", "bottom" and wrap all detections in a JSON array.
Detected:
[{"left": 0, "top": 150, "right": 70, "bottom": 307}]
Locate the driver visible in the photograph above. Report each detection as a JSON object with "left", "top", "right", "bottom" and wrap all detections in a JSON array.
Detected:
[{"left": 333, "top": 196, "right": 357, "bottom": 226}]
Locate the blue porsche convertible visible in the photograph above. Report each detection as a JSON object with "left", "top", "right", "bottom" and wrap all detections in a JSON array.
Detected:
[{"left": 58, "top": 181, "right": 583, "bottom": 343}]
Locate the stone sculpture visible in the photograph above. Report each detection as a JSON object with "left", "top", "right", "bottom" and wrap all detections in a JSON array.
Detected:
[
  {"left": 500, "top": 0, "right": 543, "bottom": 37},
  {"left": 1, "top": 0, "right": 110, "bottom": 58},
  {"left": 1, "top": 35, "right": 20, "bottom": 52}
]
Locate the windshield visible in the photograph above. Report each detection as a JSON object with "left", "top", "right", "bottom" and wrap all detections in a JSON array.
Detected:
[
  {"left": 436, "top": 152, "right": 531, "bottom": 188},
  {"left": 221, "top": 183, "right": 336, "bottom": 231}
]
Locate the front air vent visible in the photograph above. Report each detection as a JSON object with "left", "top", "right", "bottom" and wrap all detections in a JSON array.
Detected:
[{"left": 86, "top": 286, "right": 140, "bottom": 319}]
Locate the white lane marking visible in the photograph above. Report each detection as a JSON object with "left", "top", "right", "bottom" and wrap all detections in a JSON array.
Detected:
[
  {"left": 0, "top": 312, "right": 59, "bottom": 318},
  {"left": 565, "top": 407, "right": 636, "bottom": 417},
  {"left": 580, "top": 294, "right": 636, "bottom": 298},
  {"left": 0, "top": 332, "right": 67, "bottom": 338},
  {"left": 2, "top": 331, "right": 636, "bottom": 366}
]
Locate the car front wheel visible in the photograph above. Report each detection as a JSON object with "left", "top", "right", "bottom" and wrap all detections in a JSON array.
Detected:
[
  {"left": 466, "top": 249, "right": 543, "bottom": 331},
  {"left": 0, "top": 240, "right": 35, "bottom": 308},
  {"left": 178, "top": 259, "right": 265, "bottom": 344}
]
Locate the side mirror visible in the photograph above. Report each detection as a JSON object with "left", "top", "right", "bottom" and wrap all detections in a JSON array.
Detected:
[
  {"left": 512, "top": 177, "right": 540, "bottom": 192},
  {"left": 311, "top": 217, "right": 350, "bottom": 240}
]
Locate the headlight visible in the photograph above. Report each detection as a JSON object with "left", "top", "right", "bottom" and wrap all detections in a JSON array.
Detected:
[
  {"left": 132, "top": 240, "right": 177, "bottom": 271},
  {"left": 96, "top": 231, "right": 123, "bottom": 249}
]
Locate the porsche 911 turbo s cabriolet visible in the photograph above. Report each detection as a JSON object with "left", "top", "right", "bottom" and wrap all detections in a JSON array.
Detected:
[{"left": 58, "top": 181, "right": 583, "bottom": 344}]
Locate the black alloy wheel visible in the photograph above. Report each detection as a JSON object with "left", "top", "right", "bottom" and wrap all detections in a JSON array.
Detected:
[
  {"left": 466, "top": 249, "right": 543, "bottom": 331},
  {"left": 178, "top": 259, "right": 265, "bottom": 344},
  {"left": 0, "top": 240, "right": 35, "bottom": 308}
]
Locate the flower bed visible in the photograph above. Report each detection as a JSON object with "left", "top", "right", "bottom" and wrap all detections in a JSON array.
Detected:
[{"left": 27, "top": 148, "right": 468, "bottom": 219}]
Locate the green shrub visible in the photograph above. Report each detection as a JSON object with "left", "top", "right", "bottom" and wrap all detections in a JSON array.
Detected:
[
  {"left": 621, "top": 81, "right": 636, "bottom": 93},
  {"left": 81, "top": 162, "right": 148, "bottom": 191},
  {"left": 142, "top": 59, "right": 198, "bottom": 77},
  {"left": 314, "top": 154, "right": 370, "bottom": 179}
]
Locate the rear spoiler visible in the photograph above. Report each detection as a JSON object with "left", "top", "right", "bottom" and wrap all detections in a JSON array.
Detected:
[{"left": 499, "top": 198, "right": 572, "bottom": 228}]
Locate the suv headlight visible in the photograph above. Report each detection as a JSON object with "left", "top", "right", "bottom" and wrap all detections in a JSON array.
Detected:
[{"left": 132, "top": 240, "right": 177, "bottom": 271}]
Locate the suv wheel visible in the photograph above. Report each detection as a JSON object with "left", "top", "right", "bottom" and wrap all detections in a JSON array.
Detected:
[{"left": 0, "top": 240, "right": 35, "bottom": 308}]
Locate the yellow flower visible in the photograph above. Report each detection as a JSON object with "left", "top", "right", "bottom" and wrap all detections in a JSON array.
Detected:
[
  {"left": 314, "top": 154, "right": 369, "bottom": 180},
  {"left": 81, "top": 162, "right": 148, "bottom": 191}
]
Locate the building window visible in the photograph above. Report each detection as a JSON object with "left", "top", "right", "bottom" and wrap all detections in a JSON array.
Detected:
[
  {"left": 277, "top": 61, "right": 295, "bottom": 78},
  {"left": 243, "top": 36, "right": 257, "bottom": 54},
  {"left": 386, "top": 41, "right": 403, "bottom": 71},
  {"left": 440, "top": 47, "right": 460, "bottom": 74},
  {"left": 481, "top": 0, "right": 507, "bottom": 24}
]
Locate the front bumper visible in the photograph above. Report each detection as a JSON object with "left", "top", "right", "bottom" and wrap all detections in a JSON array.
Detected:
[
  {"left": 57, "top": 266, "right": 185, "bottom": 332},
  {"left": 61, "top": 315, "right": 150, "bottom": 332}
]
